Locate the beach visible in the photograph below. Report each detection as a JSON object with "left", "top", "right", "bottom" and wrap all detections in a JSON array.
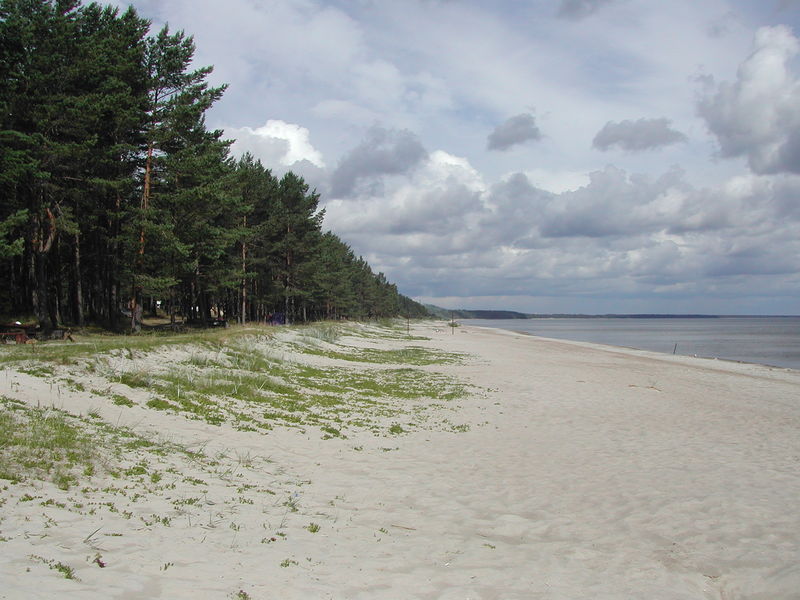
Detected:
[{"left": 1, "top": 321, "right": 799, "bottom": 599}]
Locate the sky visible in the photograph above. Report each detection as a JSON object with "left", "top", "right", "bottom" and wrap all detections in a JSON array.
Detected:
[{"left": 108, "top": 0, "right": 800, "bottom": 314}]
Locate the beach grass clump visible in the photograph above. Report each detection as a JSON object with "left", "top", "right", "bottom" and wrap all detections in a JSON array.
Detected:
[
  {"left": 345, "top": 320, "right": 431, "bottom": 342},
  {"left": 29, "top": 555, "right": 79, "bottom": 580},
  {"left": 0, "top": 397, "right": 96, "bottom": 489},
  {"left": 16, "top": 364, "right": 56, "bottom": 378},
  {"left": 290, "top": 344, "right": 465, "bottom": 366},
  {"left": 298, "top": 322, "right": 342, "bottom": 344},
  {"left": 0, "top": 324, "right": 270, "bottom": 367},
  {"left": 101, "top": 338, "right": 473, "bottom": 435}
]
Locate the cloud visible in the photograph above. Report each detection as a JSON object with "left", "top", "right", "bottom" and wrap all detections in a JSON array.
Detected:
[
  {"left": 556, "top": 0, "right": 617, "bottom": 20},
  {"left": 227, "top": 120, "right": 325, "bottom": 168},
  {"left": 325, "top": 150, "right": 487, "bottom": 241},
  {"left": 698, "top": 25, "right": 800, "bottom": 174},
  {"left": 324, "top": 144, "right": 800, "bottom": 312},
  {"left": 592, "top": 118, "right": 688, "bottom": 152},
  {"left": 329, "top": 126, "right": 428, "bottom": 197},
  {"left": 487, "top": 113, "right": 543, "bottom": 151}
]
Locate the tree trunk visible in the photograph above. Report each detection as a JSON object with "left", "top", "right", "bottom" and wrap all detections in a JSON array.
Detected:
[
  {"left": 240, "top": 215, "right": 247, "bottom": 324},
  {"left": 74, "top": 230, "right": 84, "bottom": 327},
  {"left": 31, "top": 208, "right": 58, "bottom": 331},
  {"left": 130, "top": 144, "right": 153, "bottom": 333}
]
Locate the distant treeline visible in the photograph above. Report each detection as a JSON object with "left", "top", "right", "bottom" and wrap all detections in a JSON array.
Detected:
[
  {"left": 424, "top": 306, "right": 530, "bottom": 320},
  {"left": 0, "top": 0, "right": 429, "bottom": 330},
  {"left": 426, "top": 305, "right": 722, "bottom": 320},
  {"left": 527, "top": 314, "right": 721, "bottom": 319}
]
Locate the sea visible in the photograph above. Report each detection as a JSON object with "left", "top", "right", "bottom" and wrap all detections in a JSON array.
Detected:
[{"left": 463, "top": 317, "right": 800, "bottom": 371}]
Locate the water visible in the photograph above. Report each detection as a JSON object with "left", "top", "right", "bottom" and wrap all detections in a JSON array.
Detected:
[{"left": 463, "top": 317, "right": 800, "bottom": 371}]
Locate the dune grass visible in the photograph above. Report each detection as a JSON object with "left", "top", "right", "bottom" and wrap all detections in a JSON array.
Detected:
[
  {"left": 1, "top": 320, "right": 475, "bottom": 438},
  {"left": 0, "top": 397, "right": 97, "bottom": 489},
  {"left": 0, "top": 325, "right": 272, "bottom": 367}
]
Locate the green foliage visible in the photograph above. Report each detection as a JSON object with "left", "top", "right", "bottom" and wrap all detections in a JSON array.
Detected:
[
  {"left": 29, "top": 555, "right": 79, "bottom": 580},
  {"left": 0, "top": 398, "right": 95, "bottom": 488}
]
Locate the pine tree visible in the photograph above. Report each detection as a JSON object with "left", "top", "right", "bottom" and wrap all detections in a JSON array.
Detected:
[
  {"left": 126, "top": 24, "right": 227, "bottom": 330},
  {"left": 265, "top": 173, "right": 324, "bottom": 323}
]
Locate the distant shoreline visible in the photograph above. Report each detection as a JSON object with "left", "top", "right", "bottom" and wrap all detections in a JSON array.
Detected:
[
  {"left": 505, "top": 314, "right": 799, "bottom": 319},
  {"left": 424, "top": 304, "right": 798, "bottom": 320}
]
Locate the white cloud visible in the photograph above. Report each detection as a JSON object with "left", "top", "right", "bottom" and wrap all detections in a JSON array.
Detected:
[
  {"left": 698, "top": 25, "right": 800, "bottom": 174},
  {"left": 523, "top": 169, "right": 592, "bottom": 193},
  {"left": 227, "top": 120, "right": 326, "bottom": 168}
]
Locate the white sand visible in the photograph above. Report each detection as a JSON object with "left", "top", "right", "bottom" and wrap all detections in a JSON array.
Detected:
[{"left": 1, "top": 322, "right": 799, "bottom": 599}]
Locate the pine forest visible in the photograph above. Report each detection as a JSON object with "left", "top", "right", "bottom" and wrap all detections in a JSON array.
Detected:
[{"left": 0, "top": 0, "right": 429, "bottom": 333}]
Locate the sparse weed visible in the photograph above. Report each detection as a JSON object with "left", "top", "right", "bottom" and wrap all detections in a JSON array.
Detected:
[
  {"left": 29, "top": 555, "right": 79, "bottom": 580},
  {"left": 0, "top": 399, "right": 95, "bottom": 488}
]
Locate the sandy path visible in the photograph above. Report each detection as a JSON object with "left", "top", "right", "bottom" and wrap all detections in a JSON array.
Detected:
[{"left": 1, "top": 322, "right": 799, "bottom": 599}]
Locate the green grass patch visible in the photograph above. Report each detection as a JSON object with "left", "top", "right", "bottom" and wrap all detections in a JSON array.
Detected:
[
  {"left": 17, "top": 364, "right": 56, "bottom": 378},
  {"left": 110, "top": 394, "right": 134, "bottom": 407},
  {"left": 0, "top": 325, "right": 273, "bottom": 367},
  {"left": 292, "top": 344, "right": 464, "bottom": 366},
  {"left": 0, "top": 397, "right": 96, "bottom": 489}
]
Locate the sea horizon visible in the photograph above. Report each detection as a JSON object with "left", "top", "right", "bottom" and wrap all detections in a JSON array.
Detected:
[{"left": 463, "top": 315, "right": 800, "bottom": 371}]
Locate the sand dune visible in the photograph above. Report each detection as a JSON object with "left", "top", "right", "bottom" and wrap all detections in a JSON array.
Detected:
[{"left": 1, "top": 322, "right": 799, "bottom": 599}]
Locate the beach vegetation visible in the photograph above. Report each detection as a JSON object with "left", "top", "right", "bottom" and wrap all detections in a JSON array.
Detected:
[
  {"left": 29, "top": 555, "right": 79, "bottom": 580},
  {"left": 1, "top": 322, "right": 473, "bottom": 438},
  {"left": 289, "top": 343, "right": 465, "bottom": 366},
  {"left": 0, "top": 398, "right": 95, "bottom": 489},
  {"left": 0, "top": 320, "right": 478, "bottom": 594},
  {"left": 110, "top": 394, "right": 135, "bottom": 407}
]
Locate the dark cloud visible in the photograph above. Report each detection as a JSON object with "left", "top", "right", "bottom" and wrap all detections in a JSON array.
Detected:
[
  {"left": 487, "top": 113, "right": 542, "bottom": 151},
  {"left": 330, "top": 126, "right": 427, "bottom": 197},
  {"left": 536, "top": 166, "right": 699, "bottom": 239},
  {"left": 481, "top": 173, "right": 553, "bottom": 245},
  {"left": 698, "top": 25, "right": 800, "bottom": 175},
  {"left": 705, "top": 244, "right": 799, "bottom": 277},
  {"left": 778, "top": 0, "right": 800, "bottom": 11},
  {"left": 556, "top": 0, "right": 617, "bottom": 20},
  {"left": 592, "top": 118, "right": 688, "bottom": 152}
]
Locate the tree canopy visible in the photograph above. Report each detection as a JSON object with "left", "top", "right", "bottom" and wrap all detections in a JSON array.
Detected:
[{"left": 0, "top": 0, "right": 429, "bottom": 330}]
